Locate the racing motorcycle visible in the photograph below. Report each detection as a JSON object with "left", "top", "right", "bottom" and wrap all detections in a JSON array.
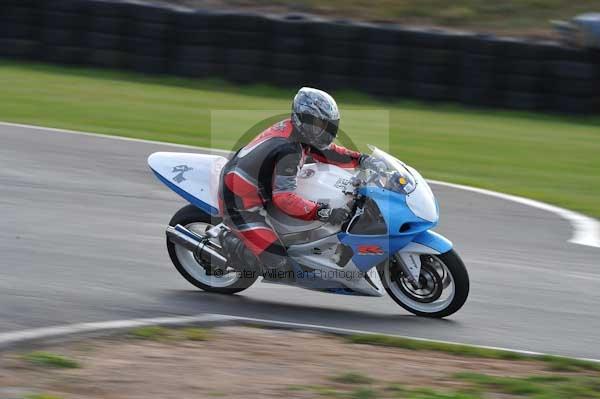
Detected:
[{"left": 148, "top": 146, "right": 469, "bottom": 318}]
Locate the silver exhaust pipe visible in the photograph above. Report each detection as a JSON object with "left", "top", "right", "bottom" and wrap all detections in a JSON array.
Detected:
[{"left": 166, "top": 224, "right": 228, "bottom": 268}]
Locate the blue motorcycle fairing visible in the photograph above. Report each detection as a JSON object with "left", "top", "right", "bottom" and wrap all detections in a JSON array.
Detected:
[
  {"left": 364, "top": 186, "right": 438, "bottom": 235},
  {"left": 412, "top": 230, "right": 453, "bottom": 254},
  {"left": 339, "top": 185, "right": 448, "bottom": 272}
]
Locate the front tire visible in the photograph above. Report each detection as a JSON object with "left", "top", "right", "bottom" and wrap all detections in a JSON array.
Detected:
[
  {"left": 379, "top": 249, "right": 469, "bottom": 318},
  {"left": 167, "top": 204, "right": 258, "bottom": 294}
]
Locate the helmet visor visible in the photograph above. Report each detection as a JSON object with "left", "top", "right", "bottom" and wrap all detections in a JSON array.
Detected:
[
  {"left": 298, "top": 113, "right": 339, "bottom": 149},
  {"left": 312, "top": 124, "right": 337, "bottom": 149}
]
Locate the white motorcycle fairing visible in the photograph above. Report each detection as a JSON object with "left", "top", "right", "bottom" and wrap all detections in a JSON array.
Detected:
[
  {"left": 148, "top": 152, "right": 227, "bottom": 216},
  {"left": 266, "top": 163, "right": 354, "bottom": 234},
  {"left": 148, "top": 151, "right": 449, "bottom": 298},
  {"left": 147, "top": 152, "right": 353, "bottom": 220},
  {"left": 148, "top": 152, "right": 386, "bottom": 296},
  {"left": 152, "top": 145, "right": 468, "bottom": 318},
  {"left": 267, "top": 163, "right": 386, "bottom": 296}
]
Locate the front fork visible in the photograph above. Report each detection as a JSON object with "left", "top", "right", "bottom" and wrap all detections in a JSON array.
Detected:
[
  {"left": 392, "top": 252, "right": 422, "bottom": 287},
  {"left": 394, "top": 230, "right": 453, "bottom": 287}
]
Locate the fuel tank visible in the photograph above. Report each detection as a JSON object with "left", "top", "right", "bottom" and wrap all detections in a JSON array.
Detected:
[{"left": 267, "top": 163, "right": 355, "bottom": 236}]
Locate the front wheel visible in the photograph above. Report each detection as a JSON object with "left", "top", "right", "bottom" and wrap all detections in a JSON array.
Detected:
[
  {"left": 378, "top": 249, "right": 469, "bottom": 318},
  {"left": 167, "top": 204, "right": 258, "bottom": 294}
]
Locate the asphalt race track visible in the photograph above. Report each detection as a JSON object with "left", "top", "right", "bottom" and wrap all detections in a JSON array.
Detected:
[{"left": 1, "top": 124, "right": 599, "bottom": 358}]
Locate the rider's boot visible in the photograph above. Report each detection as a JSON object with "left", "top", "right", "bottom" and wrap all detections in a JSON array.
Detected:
[
  {"left": 220, "top": 231, "right": 259, "bottom": 274},
  {"left": 219, "top": 229, "right": 304, "bottom": 283}
]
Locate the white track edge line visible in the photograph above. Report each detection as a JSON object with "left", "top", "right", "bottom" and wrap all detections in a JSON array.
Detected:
[
  {"left": 429, "top": 180, "right": 600, "bottom": 248},
  {"left": 0, "top": 121, "right": 231, "bottom": 155},
  {"left": 1, "top": 120, "right": 598, "bottom": 248},
  {"left": 1, "top": 313, "right": 599, "bottom": 364},
  {"left": 225, "top": 314, "right": 600, "bottom": 362},
  {"left": 0, "top": 314, "right": 233, "bottom": 346}
]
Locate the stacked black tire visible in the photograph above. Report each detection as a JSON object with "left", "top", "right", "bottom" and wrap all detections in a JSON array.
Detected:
[
  {"left": 541, "top": 45, "right": 600, "bottom": 113},
  {"left": 404, "top": 29, "right": 462, "bottom": 102},
  {"left": 1, "top": 0, "right": 599, "bottom": 114},
  {"left": 0, "top": 0, "right": 43, "bottom": 60},
  {"left": 86, "top": 0, "right": 128, "bottom": 69},
  {"left": 268, "top": 14, "right": 317, "bottom": 88},
  {"left": 359, "top": 24, "right": 406, "bottom": 97},
  {"left": 171, "top": 10, "right": 222, "bottom": 78}
]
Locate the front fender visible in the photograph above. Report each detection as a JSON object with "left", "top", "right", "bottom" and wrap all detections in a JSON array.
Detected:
[{"left": 404, "top": 230, "right": 453, "bottom": 255}]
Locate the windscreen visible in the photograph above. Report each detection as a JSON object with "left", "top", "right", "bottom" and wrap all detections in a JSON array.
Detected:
[{"left": 363, "top": 145, "right": 417, "bottom": 194}]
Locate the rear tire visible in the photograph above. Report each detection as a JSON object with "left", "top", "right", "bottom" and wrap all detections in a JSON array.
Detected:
[
  {"left": 167, "top": 204, "right": 258, "bottom": 294},
  {"left": 379, "top": 249, "right": 469, "bottom": 318}
]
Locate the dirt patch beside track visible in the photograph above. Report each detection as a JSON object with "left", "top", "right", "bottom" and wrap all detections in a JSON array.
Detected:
[{"left": 3, "top": 326, "right": 596, "bottom": 399}]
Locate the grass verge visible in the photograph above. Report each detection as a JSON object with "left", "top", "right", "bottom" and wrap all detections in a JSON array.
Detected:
[
  {"left": 181, "top": 327, "right": 212, "bottom": 341},
  {"left": 455, "top": 372, "right": 600, "bottom": 398},
  {"left": 330, "top": 372, "right": 376, "bottom": 385},
  {"left": 23, "top": 351, "right": 80, "bottom": 369},
  {"left": 1, "top": 61, "right": 599, "bottom": 217},
  {"left": 347, "top": 334, "right": 600, "bottom": 372},
  {"left": 294, "top": 370, "right": 600, "bottom": 398},
  {"left": 3, "top": 327, "right": 599, "bottom": 398}
]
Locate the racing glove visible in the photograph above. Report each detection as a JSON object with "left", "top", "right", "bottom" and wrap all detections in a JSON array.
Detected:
[{"left": 316, "top": 203, "right": 350, "bottom": 225}]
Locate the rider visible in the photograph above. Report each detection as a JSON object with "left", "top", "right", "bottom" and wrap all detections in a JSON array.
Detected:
[{"left": 219, "top": 87, "right": 372, "bottom": 278}]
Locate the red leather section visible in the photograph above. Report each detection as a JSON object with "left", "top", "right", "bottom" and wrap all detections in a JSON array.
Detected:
[
  {"left": 245, "top": 119, "right": 294, "bottom": 148},
  {"left": 272, "top": 192, "right": 319, "bottom": 220},
  {"left": 310, "top": 143, "right": 361, "bottom": 168},
  {"left": 236, "top": 226, "right": 279, "bottom": 255},
  {"left": 224, "top": 171, "right": 263, "bottom": 209}
]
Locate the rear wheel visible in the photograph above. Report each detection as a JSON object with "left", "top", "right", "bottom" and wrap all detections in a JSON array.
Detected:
[
  {"left": 167, "top": 204, "right": 258, "bottom": 294},
  {"left": 379, "top": 249, "right": 469, "bottom": 318}
]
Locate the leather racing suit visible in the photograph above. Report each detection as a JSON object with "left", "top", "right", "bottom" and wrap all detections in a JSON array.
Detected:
[{"left": 218, "top": 119, "right": 361, "bottom": 273}]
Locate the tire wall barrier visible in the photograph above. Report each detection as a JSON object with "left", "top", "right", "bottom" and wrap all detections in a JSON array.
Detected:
[{"left": 1, "top": 0, "right": 599, "bottom": 114}]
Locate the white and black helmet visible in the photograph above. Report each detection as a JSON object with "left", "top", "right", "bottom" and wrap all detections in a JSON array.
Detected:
[{"left": 291, "top": 87, "right": 340, "bottom": 150}]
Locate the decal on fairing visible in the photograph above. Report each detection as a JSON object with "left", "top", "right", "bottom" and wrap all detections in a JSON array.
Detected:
[
  {"left": 334, "top": 177, "right": 351, "bottom": 189},
  {"left": 148, "top": 152, "right": 226, "bottom": 216},
  {"left": 172, "top": 165, "right": 193, "bottom": 183},
  {"left": 298, "top": 168, "right": 316, "bottom": 179},
  {"left": 357, "top": 244, "right": 384, "bottom": 255}
]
